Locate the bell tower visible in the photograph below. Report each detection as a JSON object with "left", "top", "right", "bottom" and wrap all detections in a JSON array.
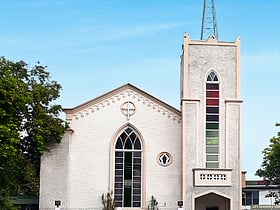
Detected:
[{"left": 180, "top": 33, "right": 242, "bottom": 209}]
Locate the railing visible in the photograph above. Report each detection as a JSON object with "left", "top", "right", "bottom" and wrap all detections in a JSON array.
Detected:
[{"left": 193, "top": 168, "right": 232, "bottom": 186}]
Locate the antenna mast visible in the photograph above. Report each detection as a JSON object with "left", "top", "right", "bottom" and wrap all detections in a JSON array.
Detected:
[{"left": 201, "top": 0, "right": 218, "bottom": 40}]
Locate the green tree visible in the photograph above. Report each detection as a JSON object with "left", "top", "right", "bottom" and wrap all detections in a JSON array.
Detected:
[
  {"left": 0, "top": 57, "right": 67, "bottom": 209},
  {"left": 256, "top": 123, "right": 280, "bottom": 204}
]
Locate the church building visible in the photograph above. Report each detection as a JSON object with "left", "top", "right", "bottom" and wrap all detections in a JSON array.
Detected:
[{"left": 39, "top": 33, "right": 242, "bottom": 210}]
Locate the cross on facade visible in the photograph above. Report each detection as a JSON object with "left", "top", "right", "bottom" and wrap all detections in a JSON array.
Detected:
[{"left": 121, "top": 101, "right": 136, "bottom": 120}]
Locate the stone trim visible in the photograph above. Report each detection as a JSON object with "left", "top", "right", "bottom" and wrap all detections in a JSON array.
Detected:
[{"left": 65, "top": 87, "right": 181, "bottom": 123}]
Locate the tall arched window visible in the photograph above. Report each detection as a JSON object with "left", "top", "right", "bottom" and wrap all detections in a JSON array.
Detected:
[
  {"left": 206, "top": 71, "right": 219, "bottom": 168},
  {"left": 114, "top": 127, "right": 142, "bottom": 207}
]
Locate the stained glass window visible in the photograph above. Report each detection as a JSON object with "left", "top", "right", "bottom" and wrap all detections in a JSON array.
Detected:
[
  {"left": 206, "top": 70, "right": 219, "bottom": 168},
  {"left": 114, "top": 127, "right": 142, "bottom": 207}
]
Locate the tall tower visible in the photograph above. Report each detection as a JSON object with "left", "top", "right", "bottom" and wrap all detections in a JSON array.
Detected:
[
  {"left": 201, "top": 0, "right": 218, "bottom": 40},
  {"left": 180, "top": 33, "right": 242, "bottom": 210}
]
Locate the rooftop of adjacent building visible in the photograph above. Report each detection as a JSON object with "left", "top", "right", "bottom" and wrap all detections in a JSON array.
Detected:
[{"left": 242, "top": 171, "right": 279, "bottom": 190}]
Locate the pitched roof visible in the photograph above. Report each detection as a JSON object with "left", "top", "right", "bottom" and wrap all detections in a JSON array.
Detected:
[{"left": 63, "top": 83, "right": 181, "bottom": 121}]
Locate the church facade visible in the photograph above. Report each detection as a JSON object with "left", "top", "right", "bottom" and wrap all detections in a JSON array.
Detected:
[{"left": 40, "top": 33, "right": 242, "bottom": 210}]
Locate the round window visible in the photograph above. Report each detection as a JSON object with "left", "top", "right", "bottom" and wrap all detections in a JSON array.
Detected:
[
  {"left": 157, "top": 152, "right": 172, "bottom": 167},
  {"left": 121, "top": 101, "right": 136, "bottom": 119}
]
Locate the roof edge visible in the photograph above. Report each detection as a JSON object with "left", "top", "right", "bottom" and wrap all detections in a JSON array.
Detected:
[{"left": 63, "top": 83, "right": 181, "bottom": 116}]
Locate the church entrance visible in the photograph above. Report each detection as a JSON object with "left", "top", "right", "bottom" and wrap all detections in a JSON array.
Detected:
[{"left": 195, "top": 192, "right": 230, "bottom": 210}]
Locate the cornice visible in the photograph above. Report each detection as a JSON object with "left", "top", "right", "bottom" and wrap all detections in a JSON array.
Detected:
[
  {"left": 64, "top": 84, "right": 181, "bottom": 123},
  {"left": 183, "top": 32, "right": 240, "bottom": 47},
  {"left": 225, "top": 99, "right": 243, "bottom": 103}
]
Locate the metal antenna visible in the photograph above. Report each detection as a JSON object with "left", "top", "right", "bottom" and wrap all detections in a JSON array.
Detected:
[{"left": 201, "top": 0, "right": 218, "bottom": 40}]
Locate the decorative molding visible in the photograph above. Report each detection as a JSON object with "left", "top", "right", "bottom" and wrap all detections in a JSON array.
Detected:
[
  {"left": 65, "top": 128, "right": 74, "bottom": 135},
  {"left": 225, "top": 99, "right": 243, "bottom": 103},
  {"left": 69, "top": 88, "right": 181, "bottom": 123},
  {"left": 193, "top": 168, "right": 232, "bottom": 186},
  {"left": 121, "top": 101, "right": 136, "bottom": 120},
  {"left": 181, "top": 98, "right": 200, "bottom": 103}
]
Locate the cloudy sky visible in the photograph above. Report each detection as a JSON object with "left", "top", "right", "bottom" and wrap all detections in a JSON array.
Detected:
[{"left": 1, "top": 0, "right": 280, "bottom": 179}]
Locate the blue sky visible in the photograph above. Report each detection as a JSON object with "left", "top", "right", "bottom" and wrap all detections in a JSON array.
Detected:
[{"left": 1, "top": 0, "right": 279, "bottom": 179}]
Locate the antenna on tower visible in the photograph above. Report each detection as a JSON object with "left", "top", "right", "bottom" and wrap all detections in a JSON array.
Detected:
[{"left": 201, "top": 0, "right": 218, "bottom": 40}]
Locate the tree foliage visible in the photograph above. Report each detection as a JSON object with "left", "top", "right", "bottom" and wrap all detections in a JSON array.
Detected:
[
  {"left": 0, "top": 57, "right": 67, "bottom": 208},
  {"left": 265, "top": 191, "right": 280, "bottom": 205},
  {"left": 256, "top": 123, "right": 280, "bottom": 204},
  {"left": 256, "top": 123, "right": 280, "bottom": 182}
]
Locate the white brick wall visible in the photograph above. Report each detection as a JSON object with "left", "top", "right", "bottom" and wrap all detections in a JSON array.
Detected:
[
  {"left": 39, "top": 130, "right": 71, "bottom": 209},
  {"left": 40, "top": 86, "right": 182, "bottom": 209},
  {"left": 181, "top": 35, "right": 242, "bottom": 210}
]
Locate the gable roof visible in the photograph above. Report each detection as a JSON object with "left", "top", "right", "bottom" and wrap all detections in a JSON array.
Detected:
[{"left": 63, "top": 83, "right": 181, "bottom": 121}]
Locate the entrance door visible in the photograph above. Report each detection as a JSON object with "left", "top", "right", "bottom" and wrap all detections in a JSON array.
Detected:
[{"left": 196, "top": 192, "right": 230, "bottom": 210}]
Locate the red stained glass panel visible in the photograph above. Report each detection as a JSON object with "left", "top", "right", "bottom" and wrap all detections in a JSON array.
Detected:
[
  {"left": 206, "top": 91, "right": 219, "bottom": 98},
  {"left": 206, "top": 84, "right": 219, "bottom": 90},
  {"left": 206, "top": 99, "right": 219, "bottom": 106}
]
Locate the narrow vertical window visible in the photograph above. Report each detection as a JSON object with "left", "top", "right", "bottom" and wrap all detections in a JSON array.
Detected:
[
  {"left": 206, "top": 71, "right": 219, "bottom": 168},
  {"left": 114, "top": 127, "right": 142, "bottom": 207}
]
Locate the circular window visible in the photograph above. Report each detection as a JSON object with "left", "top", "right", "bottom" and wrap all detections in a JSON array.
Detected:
[
  {"left": 157, "top": 152, "right": 172, "bottom": 167},
  {"left": 121, "top": 101, "right": 136, "bottom": 119}
]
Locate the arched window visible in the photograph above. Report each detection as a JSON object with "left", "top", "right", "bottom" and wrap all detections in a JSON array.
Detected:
[
  {"left": 114, "top": 127, "right": 142, "bottom": 207},
  {"left": 206, "top": 71, "right": 219, "bottom": 168}
]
